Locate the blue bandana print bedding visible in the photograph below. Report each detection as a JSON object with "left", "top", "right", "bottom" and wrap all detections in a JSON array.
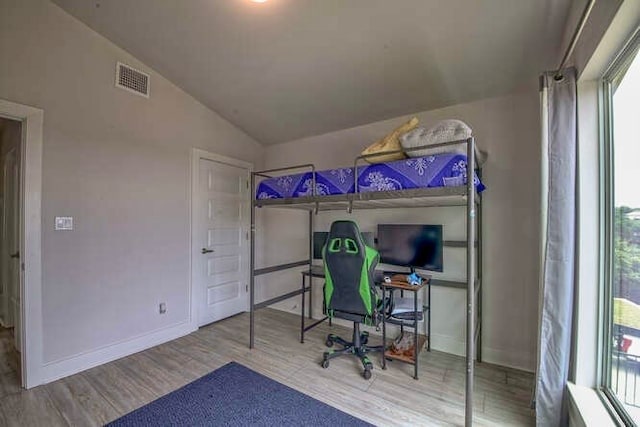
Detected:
[{"left": 256, "top": 154, "right": 485, "bottom": 200}]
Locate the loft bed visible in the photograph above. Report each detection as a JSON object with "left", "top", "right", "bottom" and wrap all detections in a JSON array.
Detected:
[{"left": 249, "top": 138, "right": 483, "bottom": 426}]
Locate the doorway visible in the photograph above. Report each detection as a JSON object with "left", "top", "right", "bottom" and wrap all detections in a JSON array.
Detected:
[
  {"left": 0, "top": 117, "right": 22, "bottom": 389},
  {"left": 0, "top": 99, "right": 43, "bottom": 389},
  {"left": 191, "top": 150, "right": 251, "bottom": 327}
]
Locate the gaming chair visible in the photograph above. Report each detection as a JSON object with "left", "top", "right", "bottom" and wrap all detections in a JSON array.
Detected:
[{"left": 321, "top": 220, "right": 384, "bottom": 379}]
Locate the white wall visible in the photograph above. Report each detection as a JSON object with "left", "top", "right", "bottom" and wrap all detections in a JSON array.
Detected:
[
  {"left": 0, "top": 0, "right": 263, "bottom": 381},
  {"left": 259, "top": 90, "right": 541, "bottom": 371}
]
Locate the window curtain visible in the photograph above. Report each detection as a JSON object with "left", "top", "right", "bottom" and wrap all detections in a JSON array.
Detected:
[{"left": 535, "top": 67, "right": 578, "bottom": 427}]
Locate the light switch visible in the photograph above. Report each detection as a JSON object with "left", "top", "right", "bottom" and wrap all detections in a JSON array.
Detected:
[{"left": 55, "top": 217, "right": 73, "bottom": 231}]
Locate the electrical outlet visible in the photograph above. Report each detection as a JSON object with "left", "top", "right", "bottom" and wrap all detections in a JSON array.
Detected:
[{"left": 159, "top": 302, "right": 167, "bottom": 314}]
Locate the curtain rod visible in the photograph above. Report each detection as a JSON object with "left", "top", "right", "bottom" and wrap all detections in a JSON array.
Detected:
[{"left": 554, "top": 0, "right": 596, "bottom": 81}]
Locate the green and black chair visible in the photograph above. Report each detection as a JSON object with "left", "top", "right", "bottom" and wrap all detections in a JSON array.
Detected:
[{"left": 321, "top": 220, "right": 384, "bottom": 380}]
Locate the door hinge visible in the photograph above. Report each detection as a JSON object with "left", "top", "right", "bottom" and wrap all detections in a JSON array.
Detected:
[
  {"left": 245, "top": 284, "right": 249, "bottom": 292},
  {"left": 246, "top": 231, "right": 249, "bottom": 240},
  {"left": 246, "top": 180, "right": 249, "bottom": 189},
  {"left": 21, "top": 263, "right": 25, "bottom": 271}
]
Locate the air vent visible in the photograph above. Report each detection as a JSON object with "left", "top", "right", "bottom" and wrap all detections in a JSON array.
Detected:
[{"left": 115, "top": 62, "right": 150, "bottom": 97}]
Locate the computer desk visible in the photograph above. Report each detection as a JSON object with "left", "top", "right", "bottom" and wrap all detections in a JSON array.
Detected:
[{"left": 300, "top": 267, "right": 431, "bottom": 380}]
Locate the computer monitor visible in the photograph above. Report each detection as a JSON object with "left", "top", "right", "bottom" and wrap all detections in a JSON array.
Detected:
[
  {"left": 377, "top": 224, "right": 443, "bottom": 272},
  {"left": 312, "top": 232, "right": 328, "bottom": 260},
  {"left": 313, "top": 231, "right": 374, "bottom": 259}
]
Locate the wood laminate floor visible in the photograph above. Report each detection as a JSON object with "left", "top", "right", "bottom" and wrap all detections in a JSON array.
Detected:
[
  {"left": 0, "top": 326, "right": 21, "bottom": 400},
  {"left": 0, "top": 309, "right": 535, "bottom": 426}
]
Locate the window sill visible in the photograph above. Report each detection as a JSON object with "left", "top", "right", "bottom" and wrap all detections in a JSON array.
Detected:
[{"left": 567, "top": 383, "right": 619, "bottom": 427}]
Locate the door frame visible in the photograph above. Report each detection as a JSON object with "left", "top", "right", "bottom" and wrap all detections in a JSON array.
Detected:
[
  {"left": 0, "top": 99, "right": 43, "bottom": 389},
  {"left": 190, "top": 148, "right": 252, "bottom": 329}
]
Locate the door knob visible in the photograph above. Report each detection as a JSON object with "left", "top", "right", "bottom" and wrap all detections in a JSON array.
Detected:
[
  {"left": 9, "top": 252, "right": 19, "bottom": 259},
  {"left": 201, "top": 248, "right": 214, "bottom": 254}
]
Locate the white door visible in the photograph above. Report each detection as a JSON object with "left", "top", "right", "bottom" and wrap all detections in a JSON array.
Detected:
[
  {"left": 1, "top": 148, "right": 20, "bottom": 351},
  {"left": 195, "top": 157, "right": 249, "bottom": 326}
]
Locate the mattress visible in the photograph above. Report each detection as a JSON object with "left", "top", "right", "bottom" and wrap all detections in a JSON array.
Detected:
[{"left": 256, "top": 153, "right": 485, "bottom": 200}]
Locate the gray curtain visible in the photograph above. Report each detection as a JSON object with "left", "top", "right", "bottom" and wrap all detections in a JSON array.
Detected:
[{"left": 535, "top": 67, "right": 577, "bottom": 427}]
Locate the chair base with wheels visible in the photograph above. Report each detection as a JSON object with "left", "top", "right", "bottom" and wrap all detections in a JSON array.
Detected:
[{"left": 321, "top": 322, "right": 384, "bottom": 380}]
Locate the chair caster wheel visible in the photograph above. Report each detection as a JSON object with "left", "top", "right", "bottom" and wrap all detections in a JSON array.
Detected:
[
  {"left": 325, "top": 334, "right": 334, "bottom": 347},
  {"left": 363, "top": 368, "right": 372, "bottom": 380},
  {"left": 321, "top": 359, "right": 330, "bottom": 369}
]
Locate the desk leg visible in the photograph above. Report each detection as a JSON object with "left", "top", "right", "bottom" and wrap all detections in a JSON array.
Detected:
[
  {"left": 382, "top": 287, "right": 387, "bottom": 370},
  {"left": 301, "top": 275, "right": 305, "bottom": 343},
  {"left": 309, "top": 276, "right": 313, "bottom": 320},
  {"left": 414, "top": 291, "right": 418, "bottom": 380},
  {"left": 400, "top": 289, "right": 404, "bottom": 335},
  {"left": 428, "top": 283, "right": 431, "bottom": 352}
]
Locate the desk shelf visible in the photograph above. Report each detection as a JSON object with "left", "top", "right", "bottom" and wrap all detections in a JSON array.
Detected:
[
  {"left": 385, "top": 305, "right": 429, "bottom": 327},
  {"left": 380, "top": 275, "right": 431, "bottom": 380},
  {"left": 384, "top": 334, "right": 428, "bottom": 364}
]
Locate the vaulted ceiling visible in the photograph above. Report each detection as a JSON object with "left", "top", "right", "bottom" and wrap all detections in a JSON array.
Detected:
[{"left": 52, "top": 0, "right": 572, "bottom": 144}]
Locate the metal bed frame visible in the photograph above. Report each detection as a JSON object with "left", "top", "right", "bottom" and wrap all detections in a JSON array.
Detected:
[{"left": 249, "top": 137, "right": 482, "bottom": 426}]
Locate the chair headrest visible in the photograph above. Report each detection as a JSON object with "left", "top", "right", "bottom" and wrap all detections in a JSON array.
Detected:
[{"left": 328, "top": 221, "right": 364, "bottom": 242}]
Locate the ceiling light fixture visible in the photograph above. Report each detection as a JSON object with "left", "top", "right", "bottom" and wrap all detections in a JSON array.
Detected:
[{"left": 251, "top": 0, "right": 268, "bottom": 3}]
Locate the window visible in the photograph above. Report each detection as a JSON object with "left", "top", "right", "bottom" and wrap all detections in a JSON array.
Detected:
[{"left": 602, "top": 30, "right": 640, "bottom": 424}]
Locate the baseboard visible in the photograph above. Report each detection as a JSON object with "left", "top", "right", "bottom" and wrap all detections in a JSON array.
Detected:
[
  {"left": 429, "top": 333, "right": 465, "bottom": 357},
  {"left": 39, "top": 321, "right": 197, "bottom": 385},
  {"left": 270, "top": 305, "right": 534, "bottom": 372},
  {"left": 426, "top": 339, "right": 535, "bottom": 372},
  {"left": 269, "top": 300, "right": 299, "bottom": 314},
  {"left": 481, "top": 346, "right": 535, "bottom": 372}
]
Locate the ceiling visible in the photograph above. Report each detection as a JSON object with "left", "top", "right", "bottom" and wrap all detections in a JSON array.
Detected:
[{"left": 52, "top": 0, "right": 572, "bottom": 145}]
